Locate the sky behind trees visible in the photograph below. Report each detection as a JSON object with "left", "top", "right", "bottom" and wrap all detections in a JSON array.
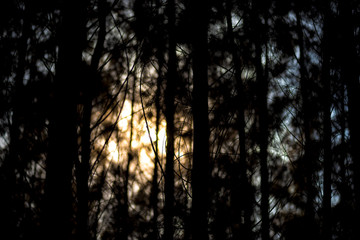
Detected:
[{"left": 0, "top": 0, "right": 359, "bottom": 239}]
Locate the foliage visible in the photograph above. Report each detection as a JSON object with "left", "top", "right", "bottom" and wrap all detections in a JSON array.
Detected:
[{"left": 0, "top": 0, "right": 359, "bottom": 239}]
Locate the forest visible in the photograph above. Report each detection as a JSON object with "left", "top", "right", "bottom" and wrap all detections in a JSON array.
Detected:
[{"left": 0, "top": 0, "right": 359, "bottom": 239}]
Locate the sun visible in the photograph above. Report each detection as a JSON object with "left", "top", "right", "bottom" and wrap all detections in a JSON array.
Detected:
[{"left": 106, "top": 100, "right": 168, "bottom": 177}]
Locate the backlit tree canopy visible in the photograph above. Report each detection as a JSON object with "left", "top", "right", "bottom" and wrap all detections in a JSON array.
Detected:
[{"left": 0, "top": 0, "right": 359, "bottom": 239}]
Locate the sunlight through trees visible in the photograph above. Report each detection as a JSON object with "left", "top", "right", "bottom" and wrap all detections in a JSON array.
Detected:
[{"left": 0, "top": 0, "right": 359, "bottom": 239}]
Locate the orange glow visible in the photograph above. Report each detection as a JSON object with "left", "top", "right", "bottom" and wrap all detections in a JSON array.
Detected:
[{"left": 106, "top": 100, "right": 168, "bottom": 178}]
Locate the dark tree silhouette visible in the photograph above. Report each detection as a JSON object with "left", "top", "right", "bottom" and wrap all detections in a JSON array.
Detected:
[
  {"left": 44, "top": 1, "right": 88, "bottom": 240},
  {"left": 294, "top": 5, "right": 317, "bottom": 235},
  {"left": 225, "top": 0, "right": 253, "bottom": 238},
  {"left": 250, "top": 1, "right": 270, "bottom": 239},
  {"left": 1, "top": 1, "right": 359, "bottom": 240},
  {"left": 76, "top": 1, "right": 107, "bottom": 239},
  {"left": 164, "top": 0, "right": 177, "bottom": 239},
  {"left": 339, "top": 1, "right": 360, "bottom": 239},
  {"left": 190, "top": 0, "right": 210, "bottom": 239},
  {"left": 320, "top": 1, "right": 332, "bottom": 239}
]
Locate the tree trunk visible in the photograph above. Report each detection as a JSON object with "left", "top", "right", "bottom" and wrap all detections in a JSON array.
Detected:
[
  {"left": 338, "top": 51, "right": 352, "bottom": 240},
  {"left": 321, "top": 2, "right": 332, "bottom": 239},
  {"left": 120, "top": 74, "right": 136, "bottom": 240},
  {"left": 191, "top": 0, "right": 210, "bottom": 239},
  {"left": 151, "top": 4, "right": 165, "bottom": 234},
  {"left": 252, "top": 2, "right": 270, "bottom": 239},
  {"left": 225, "top": 0, "right": 252, "bottom": 239},
  {"left": 151, "top": 61, "right": 162, "bottom": 240},
  {"left": 1, "top": 5, "right": 29, "bottom": 238},
  {"left": 295, "top": 10, "right": 316, "bottom": 231},
  {"left": 44, "top": 1, "right": 87, "bottom": 240},
  {"left": 164, "top": 0, "right": 177, "bottom": 239},
  {"left": 339, "top": 1, "right": 360, "bottom": 239},
  {"left": 76, "top": 1, "right": 106, "bottom": 239},
  {"left": 256, "top": 43, "right": 270, "bottom": 240}
]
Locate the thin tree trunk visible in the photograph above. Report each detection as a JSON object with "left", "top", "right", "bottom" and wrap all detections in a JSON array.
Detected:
[
  {"left": 338, "top": 65, "right": 351, "bottom": 239},
  {"left": 1, "top": 5, "right": 29, "bottom": 238},
  {"left": 151, "top": 56, "right": 162, "bottom": 239},
  {"left": 77, "top": 1, "right": 106, "bottom": 239},
  {"left": 151, "top": 3, "right": 165, "bottom": 234},
  {"left": 120, "top": 75, "right": 136, "bottom": 240},
  {"left": 45, "top": 1, "right": 87, "bottom": 240},
  {"left": 295, "top": 10, "right": 316, "bottom": 227},
  {"left": 339, "top": 2, "right": 360, "bottom": 239},
  {"left": 225, "top": 0, "right": 252, "bottom": 239},
  {"left": 321, "top": 2, "right": 332, "bottom": 239},
  {"left": 256, "top": 46, "right": 270, "bottom": 240},
  {"left": 252, "top": 2, "right": 270, "bottom": 239},
  {"left": 191, "top": 0, "right": 210, "bottom": 239},
  {"left": 164, "top": 0, "right": 176, "bottom": 239}
]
